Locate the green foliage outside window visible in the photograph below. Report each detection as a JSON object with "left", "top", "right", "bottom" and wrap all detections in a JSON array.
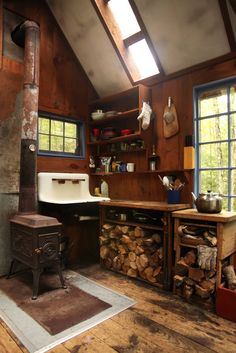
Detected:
[
  {"left": 196, "top": 83, "right": 236, "bottom": 211},
  {"left": 38, "top": 114, "right": 83, "bottom": 157}
]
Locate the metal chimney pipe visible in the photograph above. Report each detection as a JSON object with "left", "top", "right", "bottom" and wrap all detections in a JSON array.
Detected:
[{"left": 11, "top": 21, "right": 40, "bottom": 213}]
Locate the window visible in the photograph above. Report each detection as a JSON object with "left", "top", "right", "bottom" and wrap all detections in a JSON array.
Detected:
[
  {"left": 92, "top": 0, "right": 161, "bottom": 83},
  {"left": 194, "top": 77, "right": 236, "bottom": 211},
  {"left": 38, "top": 113, "right": 85, "bottom": 158}
]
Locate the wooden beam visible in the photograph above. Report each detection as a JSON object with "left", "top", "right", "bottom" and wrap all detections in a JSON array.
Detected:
[{"left": 218, "top": 0, "right": 236, "bottom": 52}]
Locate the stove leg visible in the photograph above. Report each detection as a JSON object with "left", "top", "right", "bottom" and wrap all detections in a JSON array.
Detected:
[
  {"left": 57, "top": 264, "right": 67, "bottom": 289},
  {"left": 32, "top": 269, "right": 41, "bottom": 300},
  {"left": 7, "top": 259, "right": 17, "bottom": 278}
]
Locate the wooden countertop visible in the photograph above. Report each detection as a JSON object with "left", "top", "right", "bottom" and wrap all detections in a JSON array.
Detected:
[
  {"left": 172, "top": 208, "right": 236, "bottom": 222},
  {"left": 99, "top": 199, "right": 191, "bottom": 211}
]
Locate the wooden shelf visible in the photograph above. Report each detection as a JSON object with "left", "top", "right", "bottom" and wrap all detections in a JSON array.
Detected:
[
  {"left": 104, "top": 218, "right": 164, "bottom": 231},
  {"left": 88, "top": 132, "right": 141, "bottom": 145},
  {"left": 91, "top": 169, "right": 190, "bottom": 176},
  {"left": 89, "top": 108, "right": 139, "bottom": 126},
  {"left": 93, "top": 148, "right": 146, "bottom": 157}
]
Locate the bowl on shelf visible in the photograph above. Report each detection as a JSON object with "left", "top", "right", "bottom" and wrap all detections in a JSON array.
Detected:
[
  {"left": 91, "top": 110, "right": 105, "bottom": 120},
  {"left": 120, "top": 129, "right": 133, "bottom": 136},
  {"left": 101, "top": 127, "right": 118, "bottom": 140}
]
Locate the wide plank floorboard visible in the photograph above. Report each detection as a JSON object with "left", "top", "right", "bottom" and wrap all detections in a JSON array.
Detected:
[{"left": 1, "top": 264, "right": 236, "bottom": 353}]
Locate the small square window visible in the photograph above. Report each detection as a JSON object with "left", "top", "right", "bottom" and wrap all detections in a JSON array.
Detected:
[{"left": 38, "top": 113, "right": 85, "bottom": 158}]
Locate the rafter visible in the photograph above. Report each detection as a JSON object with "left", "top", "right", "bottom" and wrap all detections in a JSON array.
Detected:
[{"left": 218, "top": 0, "right": 236, "bottom": 52}]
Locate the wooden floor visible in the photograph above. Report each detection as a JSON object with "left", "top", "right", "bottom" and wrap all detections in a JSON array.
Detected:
[{"left": 0, "top": 264, "right": 236, "bottom": 353}]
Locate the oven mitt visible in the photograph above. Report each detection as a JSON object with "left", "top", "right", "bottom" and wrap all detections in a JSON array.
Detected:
[
  {"left": 137, "top": 102, "right": 152, "bottom": 130},
  {"left": 197, "top": 245, "right": 217, "bottom": 271}
]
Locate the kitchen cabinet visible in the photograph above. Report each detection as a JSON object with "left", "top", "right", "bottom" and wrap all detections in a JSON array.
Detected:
[
  {"left": 88, "top": 85, "right": 156, "bottom": 175},
  {"left": 172, "top": 209, "right": 236, "bottom": 308},
  {"left": 99, "top": 200, "right": 190, "bottom": 290}
]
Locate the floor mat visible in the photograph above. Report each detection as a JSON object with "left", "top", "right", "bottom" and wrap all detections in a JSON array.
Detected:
[
  {"left": 0, "top": 271, "right": 111, "bottom": 335},
  {"left": 0, "top": 269, "right": 136, "bottom": 353}
]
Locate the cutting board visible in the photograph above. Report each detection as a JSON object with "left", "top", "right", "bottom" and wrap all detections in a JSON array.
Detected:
[{"left": 163, "top": 97, "right": 179, "bottom": 138}]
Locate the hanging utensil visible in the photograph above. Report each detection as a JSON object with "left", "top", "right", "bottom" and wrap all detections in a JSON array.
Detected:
[{"left": 163, "top": 96, "right": 179, "bottom": 138}]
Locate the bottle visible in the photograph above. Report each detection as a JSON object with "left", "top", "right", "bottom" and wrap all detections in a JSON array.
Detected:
[
  {"left": 149, "top": 144, "right": 157, "bottom": 171},
  {"left": 101, "top": 179, "right": 109, "bottom": 197}
]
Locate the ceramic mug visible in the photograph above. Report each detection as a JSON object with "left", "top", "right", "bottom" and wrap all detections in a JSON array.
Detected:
[{"left": 127, "top": 163, "right": 135, "bottom": 172}]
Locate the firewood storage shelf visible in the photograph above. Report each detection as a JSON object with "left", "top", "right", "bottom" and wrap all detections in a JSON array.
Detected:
[
  {"left": 99, "top": 200, "right": 190, "bottom": 290},
  {"left": 172, "top": 208, "right": 236, "bottom": 308}
]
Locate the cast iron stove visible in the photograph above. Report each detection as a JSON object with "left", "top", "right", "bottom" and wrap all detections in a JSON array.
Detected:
[{"left": 8, "top": 213, "right": 66, "bottom": 299}]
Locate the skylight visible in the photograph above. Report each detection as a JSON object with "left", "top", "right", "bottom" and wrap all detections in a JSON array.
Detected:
[
  {"left": 92, "top": 0, "right": 161, "bottom": 82},
  {"left": 108, "top": 0, "right": 140, "bottom": 39},
  {"left": 129, "top": 39, "right": 160, "bottom": 79}
]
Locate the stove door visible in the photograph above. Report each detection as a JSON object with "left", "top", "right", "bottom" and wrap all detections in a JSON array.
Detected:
[{"left": 37, "top": 232, "right": 59, "bottom": 264}]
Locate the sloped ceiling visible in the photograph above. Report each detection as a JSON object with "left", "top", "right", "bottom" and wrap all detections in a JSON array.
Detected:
[{"left": 47, "top": 0, "right": 235, "bottom": 98}]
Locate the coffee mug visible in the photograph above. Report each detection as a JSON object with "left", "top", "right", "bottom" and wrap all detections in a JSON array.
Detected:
[{"left": 127, "top": 163, "right": 135, "bottom": 172}]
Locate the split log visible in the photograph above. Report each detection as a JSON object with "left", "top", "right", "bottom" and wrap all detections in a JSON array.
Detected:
[
  {"left": 175, "top": 258, "right": 189, "bottom": 276},
  {"left": 117, "top": 244, "right": 127, "bottom": 255},
  {"left": 149, "top": 252, "right": 160, "bottom": 267},
  {"left": 127, "top": 241, "right": 137, "bottom": 251},
  {"left": 120, "top": 235, "right": 130, "bottom": 244},
  {"left": 199, "top": 279, "right": 215, "bottom": 293},
  {"left": 139, "top": 253, "right": 149, "bottom": 268},
  {"left": 113, "top": 256, "right": 122, "bottom": 271},
  {"left": 153, "top": 266, "right": 162, "bottom": 277},
  {"left": 128, "top": 230, "right": 135, "bottom": 239},
  {"left": 188, "top": 267, "right": 205, "bottom": 283},
  {"left": 136, "top": 238, "right": 143, "bottom": 246},
  {"left": 130, "top": 261, "right": 138, "bottom": 270},
  {"left": 182, "top": 284, "right": 194, "bottom": 300},
  {"left": 139, "top": 270, "right": 147, "bottom": 280},
  {"left": 143, "top": 238, "right": 154, "bottom": 246},
  {"left": 102, "top": 223, "right": 114, "bottom": 232},
  {"left": 195, "top": 284, "right": 211, "bottom": 298},
  {"left": 134, "top": 226, "right": 144, "bottom": 238},
  {"left": 99, "top": 236, "right": 110, "bottom": 245},
  {"left": 114, "top": 225, "right": 123, "bottom": 235},
  {"left": 173, "top": 274, "right": 184, "bottom": 287},
  {"left": 183, "top": 250, "right": 197, "bottom": 266},
  {"left": 104, "top": 257, "right": 112, "bottom": 269},
  {"left": 135, "top": 245, "right": 145, "bottom": 255},
  {"left": 128, "top": 251, "right": 136, "bottom": 262},
  {"left": 152, "top": 233, "right": 162, "bottom": 244},
  {"left": 121, "top": 225, "right": 130, "bottom": 234},
  {"left": 127, "top": 268, "right": 138, "bottom": 277},
  {"left": 136, "top": 256, "right": 145, "bottom": 273},
  {"left": 100, "top": 245, "right": 110, "bottom": 259}
]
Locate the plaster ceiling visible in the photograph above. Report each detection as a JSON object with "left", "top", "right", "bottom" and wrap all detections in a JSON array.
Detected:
[{"left": 46, "top": 0, "right": 235, "bottom": 98}]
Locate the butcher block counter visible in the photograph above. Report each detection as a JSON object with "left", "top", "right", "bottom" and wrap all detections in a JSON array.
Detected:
[{"left": 99, "top": 200, "right": 191, "bottom": 290}]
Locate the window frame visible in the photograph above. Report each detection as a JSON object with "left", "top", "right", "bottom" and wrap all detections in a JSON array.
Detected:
[
  {"left": 91, "top": 0, "right": 163, "bottom": 84},
  {"left": 37, "top": 111, "right": 85, "bottom": 159},
  {"left": 193, "top": 76, "right": 236, "bottom": 211}
]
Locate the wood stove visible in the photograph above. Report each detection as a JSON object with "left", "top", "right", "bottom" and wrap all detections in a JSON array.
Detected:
[
  {"left": 9, "top": 213, "right": 66, "bottom": 299},
  {"left": 8, "top": 21, "right": 67, "bottom": 300}
]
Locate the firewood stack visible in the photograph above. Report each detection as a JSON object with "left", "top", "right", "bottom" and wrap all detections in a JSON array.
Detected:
[
  {"left": 100, "top": 223, "right": 164, "bottom": 284},
  {"left": 174, "top": 247, "right": 217, "bottom": 303}
]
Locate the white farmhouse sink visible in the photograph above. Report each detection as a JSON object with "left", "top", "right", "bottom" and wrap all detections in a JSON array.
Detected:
[{"left": 38, "top": 172, "right": 109, "bottom": 204}]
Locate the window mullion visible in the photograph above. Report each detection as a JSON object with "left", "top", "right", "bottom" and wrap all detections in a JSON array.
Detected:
[{"left": 123, "top": 31, "right": 144, "bottom": 48}]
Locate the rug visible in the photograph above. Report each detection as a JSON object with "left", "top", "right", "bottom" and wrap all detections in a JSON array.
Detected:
[
  {"left": 0, "top": 271, "right": 111, "bottom": 335},
  {"left": 0, "top": 269, "right": 136, "bottom": 353}
]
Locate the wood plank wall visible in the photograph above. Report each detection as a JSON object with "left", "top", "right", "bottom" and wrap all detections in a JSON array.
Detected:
[
  {"left": 1, "top": 0, "right": 97, "bottom": 176},
  {"left": 1, "top": 0, "right": 236, "bottom": 203},
  {"left": 91, "top": 57, "right": 236, "bottom": 203}
]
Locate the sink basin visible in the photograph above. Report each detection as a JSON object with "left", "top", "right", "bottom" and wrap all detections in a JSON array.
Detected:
[{"left": 38, "top": 172, "right": 109, "bottom": 204}]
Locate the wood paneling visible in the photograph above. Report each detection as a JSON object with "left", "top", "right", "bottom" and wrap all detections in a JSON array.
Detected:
[{"left": 2, "top": 0, "right": 97, "bottom": 174}]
